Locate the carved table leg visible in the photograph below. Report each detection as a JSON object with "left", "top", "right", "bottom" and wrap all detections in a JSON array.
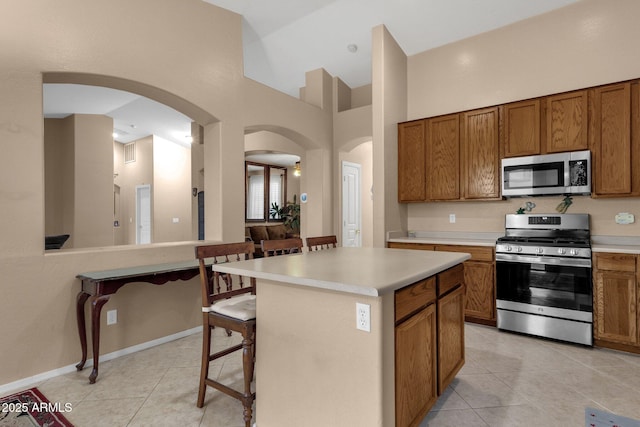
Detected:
[
  {"left": 75, "top": 291, "right": 91, "bottom": 371},
  {"left": 89, "top": 295, "right": 110, "bottom": 384}
]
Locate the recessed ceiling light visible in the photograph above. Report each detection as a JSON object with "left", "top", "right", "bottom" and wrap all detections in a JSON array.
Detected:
[
  {"left": 112, "top": 132, "right": 118, "bottom": 138},
  {"left": 347, "top": 44, "right": 358, "bottom": 53}
]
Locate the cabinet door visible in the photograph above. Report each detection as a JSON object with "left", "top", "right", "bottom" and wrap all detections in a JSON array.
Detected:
[
  {"left": 545, "top": 90, "right": 588, "bottom": 153},
  {"left": 427, "top": 114, "right": 460, "bottom": 200},
  {"left": 463, "top": 261, "right": 496, "bottom": 322},
  {"left": 398, "top": 120, "right": 426, "bottom": 202},
  {"left": 395, "top": 304, "right": 437, "bottom": 427},
  {"left": 594, "top": 268, "right": 637, "bottom": 345},
  {"left": 437, "top": 285, "right": 465, "bottom": 394},
  {"left": 501, "top": 99, "right": 541, "bottom": 157},
  {"left": 590, "top": 82, "right": 635, "bottom": 196},
  {"left": 461, "top": 107, "right": 500, "bottom": 199}
]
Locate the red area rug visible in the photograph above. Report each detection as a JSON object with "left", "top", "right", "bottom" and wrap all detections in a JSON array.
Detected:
[{"left": 0, "top": 387, "right": 73, "bottom": 427}]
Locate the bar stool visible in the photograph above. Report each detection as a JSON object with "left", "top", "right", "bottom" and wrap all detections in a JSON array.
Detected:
[
  {"left": 261, "top": 237, "right": 303, "bottom": 257},
  {"left": 195, "top": 242, "right": 256, "bottom": 427}
]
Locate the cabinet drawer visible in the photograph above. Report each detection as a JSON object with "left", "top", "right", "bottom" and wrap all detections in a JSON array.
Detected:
[
  {"left": 395, "top": 277, "right": 436, "bottom": 323},
  {"left": 388, "top": 242, "right": 436, "bottom": 251},
  {"left": 437, "top": 264, "right": 464, "bottom": 296},
  {"left": 595, "top": 253, "right": 636, "bottom": 272},
  {"left": 435, "top": 245, "right": 494, "bottom": 262}
]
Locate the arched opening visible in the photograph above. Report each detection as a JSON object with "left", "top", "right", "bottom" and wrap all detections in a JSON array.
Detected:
[{"left": 42, "top": 73, "right": 215, "bottom": 249}]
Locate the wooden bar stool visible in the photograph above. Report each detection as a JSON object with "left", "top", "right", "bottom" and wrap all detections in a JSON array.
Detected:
[
  {"left": 195, "top": 242, "right": 256, "bottom": 427},
  {"left": 261, "top": 237, "right": 303, "bottom": 257},
  {"left": 306, "top": 235, "right": 338, "bottom": 251}
]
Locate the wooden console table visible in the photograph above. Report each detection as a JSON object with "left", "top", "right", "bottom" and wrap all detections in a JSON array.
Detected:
[{"left": 75, "top": 260, "right": 202, "bottom": 383}]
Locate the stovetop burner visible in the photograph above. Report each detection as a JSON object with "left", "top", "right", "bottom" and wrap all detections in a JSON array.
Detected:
[{"left": 496, "top": 235, "right": 591, "bottom": 248}]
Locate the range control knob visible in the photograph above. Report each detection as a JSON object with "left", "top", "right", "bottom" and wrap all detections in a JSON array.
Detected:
[
  {"left": 516, "top": 246, "right": 523, "bottom": 252},
  {"left": 506, "top": 245, "right": 512, "bottom": 252},
  {"left": 558, "top": 248, "right": 566, "bottom": 255},
  {"left": 569, "top": 249, "right": 578, "bottom": 256},
  {"left": 535, "top": 247, "right": 544, "bottom": 254}
]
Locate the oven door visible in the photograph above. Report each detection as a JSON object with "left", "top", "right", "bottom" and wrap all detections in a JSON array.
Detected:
[{"left": 496, "top": 254, "right": 592, "bottom": 315}]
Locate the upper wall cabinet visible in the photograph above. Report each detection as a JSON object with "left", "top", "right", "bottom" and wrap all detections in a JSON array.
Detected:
[
  {"left": 589, "top": 82, "right": 640, "bottom": 197},
  {"left": 545, "top": 89, "right": 589, "bottom": 153},
  {"left": 427, "top": 114, "right": 460, "bottom": 201},
  {"left": 461, "top": 107, "right": 501, "bottom": 200},
  {"left": 500, "top": 99, "right": 541, "bottom": 158},
  {"left": 398, "top": 119, "right": 426, "bottom": 202}
]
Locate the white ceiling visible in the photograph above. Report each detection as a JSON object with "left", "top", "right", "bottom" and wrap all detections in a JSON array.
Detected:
[
  {"left": 203, "top": 0, "right": 579, "bottom": 97},
  {"left": 43, "top": 0, "right": 579, "bottom": 149}
]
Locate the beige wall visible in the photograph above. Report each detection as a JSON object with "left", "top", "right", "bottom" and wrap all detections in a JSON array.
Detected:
[
  {"left": 152, "top": 136, "right": 192, "bottom": 243},
  {"left": 0, "top": 0, "right": 244, "bottom": 386},
  {"left": 405, "top": 0, "right": 640, "bottom": 237},
  {"left": 372, "top": 25, "right": 408, "bottom": 246}
]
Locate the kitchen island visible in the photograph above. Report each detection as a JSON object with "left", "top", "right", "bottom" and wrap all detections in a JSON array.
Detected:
[{"left": 210, "top": 247, "right": 470, "bottom": 427}]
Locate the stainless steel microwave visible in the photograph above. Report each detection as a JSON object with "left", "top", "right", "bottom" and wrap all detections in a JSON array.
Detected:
[{"left": 501, "top": 150, "right": 591, "bottom": 197}]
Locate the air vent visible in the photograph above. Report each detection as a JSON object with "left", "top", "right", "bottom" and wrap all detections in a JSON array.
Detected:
[{"left": 124, "top": 142, "right": 136, "bottom": 163}]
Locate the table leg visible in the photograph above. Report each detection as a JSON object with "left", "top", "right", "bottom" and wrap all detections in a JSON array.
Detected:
[
  {"left": 75, "top": 291, "right": 90, "bottom": 371},
  {"left": 89, "top": 295, "right": 110, "bottom": 384}
]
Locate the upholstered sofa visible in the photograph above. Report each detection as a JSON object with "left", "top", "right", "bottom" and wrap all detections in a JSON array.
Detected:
[{"left": 245, "top": 224, "right": 295, "bottom": 257}]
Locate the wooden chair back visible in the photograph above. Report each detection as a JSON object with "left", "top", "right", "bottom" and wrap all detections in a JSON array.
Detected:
[
  {"left": 195, "top": 242, "right": 255, "bottom": 308},
  {"left": 261, "top": 238, "right": 303, "bottom": 257},
  {"left": 306, "top": 235, "right": 338, "bottom": 251}
]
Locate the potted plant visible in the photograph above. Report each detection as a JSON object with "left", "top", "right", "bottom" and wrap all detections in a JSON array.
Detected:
[{"left": 271, "top": 195, "right": 300, "bottom": 236}]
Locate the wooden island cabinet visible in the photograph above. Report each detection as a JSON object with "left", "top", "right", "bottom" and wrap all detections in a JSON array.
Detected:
[{"left": 394, "top": 264, "right": 465, "bottom": 427}]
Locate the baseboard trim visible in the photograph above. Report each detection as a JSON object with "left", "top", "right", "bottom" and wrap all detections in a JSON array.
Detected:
[{"left": 0, "top": 326, "right": 203, "bottom": 396}]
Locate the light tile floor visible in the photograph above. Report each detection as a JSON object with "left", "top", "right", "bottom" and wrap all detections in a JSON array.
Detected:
[{"left": 13, "top": 323, "right": 640, "bottom": 426}]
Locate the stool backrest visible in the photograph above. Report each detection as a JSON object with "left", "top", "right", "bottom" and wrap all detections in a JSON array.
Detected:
[
  {"left": 261, "top": 238, "right": 303, "bottom": 257},
  {"left": 306, "top": 235, "right": 338, "bottom": 251},
  {"left": 195, "top": 242, "right": 255, "bottom": 307}
]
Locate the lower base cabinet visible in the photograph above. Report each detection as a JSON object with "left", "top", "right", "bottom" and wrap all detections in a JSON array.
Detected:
[
  {"left": 388, "top": 242, "right": 496, "bottom": 325},
  {"left": 394, "top": 264, "right": 465, "bottom": 427},
  {"left": 593, "top": 253, "right": 639, "bottom": 352}
]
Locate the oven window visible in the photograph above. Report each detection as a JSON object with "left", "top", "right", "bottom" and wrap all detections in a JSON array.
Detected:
[
  {"left": 504, "top": 162, "right": 564, "bottom": 189},
  {"left": 496, "top": 261, "right": 592, "bottom": 312}
]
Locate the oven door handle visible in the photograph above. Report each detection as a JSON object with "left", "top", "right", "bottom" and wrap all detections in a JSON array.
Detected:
[{"left": 496, "top": 253, "right": 592, "bottom": 268}]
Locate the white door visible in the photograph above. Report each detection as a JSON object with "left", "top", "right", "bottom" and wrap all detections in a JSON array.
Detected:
[
  {"left": 136, "top": 184, "right": 151, "bottom": 244},
  {"left": 342, "top": 161, "right": 361, "bottom": 247}
]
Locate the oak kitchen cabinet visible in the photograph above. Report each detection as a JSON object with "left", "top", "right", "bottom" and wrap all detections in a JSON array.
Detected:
[
  {"left": 387, "top": 242, "right": 496, "bottom": 326},
  {"left": 395, "top": 265, "right": 465, "bottom": 427},
  {"left": 589, "top": 81, "right": 640, "bottom": 197},
  {"left": 500, "top": 99, "right": 541, "bottom": 158},
  {"left": 545, "top": 89, "right": 589, "bottom": 153},
  {"left": 593, "top": 252, "right": 639, "bottom": 353},
  {"left": 397, "top": 107, "right": 500, "bottom": 202},
  {"left": 398, "top": 119, "right": 426, "bottom": 202},
  {"left": 461, "top": 107, "right": 501, "bottom": 200}
]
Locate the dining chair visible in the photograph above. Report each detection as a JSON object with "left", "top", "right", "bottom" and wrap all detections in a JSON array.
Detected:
[
  {"left": 261, "top": 237, "right": 303, "bottom": 257},
  {"left": 306, "top": 235, "right": 338, "bottom": 251},
  {"left": 195, "top": 242, "right": 256, "bottom": 427}
]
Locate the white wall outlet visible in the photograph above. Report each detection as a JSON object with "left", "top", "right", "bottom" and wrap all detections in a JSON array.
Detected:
[
  {"left": 107, "top": 309, "right": 117, "bottom": 325},
  {"left": 356, "top": 303, "right": 371, "bottom": 332},
  {"left": 172, "top": 217, "right": 179, "bottom": 223},
  {"left": 449, "top": 213, "right": 456, "bottom": 223}
]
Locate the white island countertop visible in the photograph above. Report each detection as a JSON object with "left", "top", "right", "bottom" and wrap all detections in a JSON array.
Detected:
[{"left": 210, "top": 247, "right": 470, "bottom": 297}]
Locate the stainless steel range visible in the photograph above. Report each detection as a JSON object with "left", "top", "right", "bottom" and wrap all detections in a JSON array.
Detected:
[{"left": 496, "top": 213, "right": 593, "bottom": 346}]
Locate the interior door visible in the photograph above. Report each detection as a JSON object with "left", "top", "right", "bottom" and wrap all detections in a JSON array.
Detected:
[
  {"left": 342, "top": 161, "right": 361, "bottom": 247},
  {"left": 136, "top": 184, "right": 151, "bottom": 244}
]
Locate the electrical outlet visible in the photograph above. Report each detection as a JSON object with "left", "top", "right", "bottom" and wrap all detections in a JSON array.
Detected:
[
  {"left": 107, "top": 309, "right": 117, "bottom": 325},
  {"left": 449, "top": 213, "right": 456, "bottom": 223},
  {"left": 356, "top": 303, "right": 370, "bottom": 332}
]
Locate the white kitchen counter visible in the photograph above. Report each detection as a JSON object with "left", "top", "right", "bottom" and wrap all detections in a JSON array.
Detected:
[
  {"left": 210, "top": 246, "right": 470, "bottom": 296},
  {"left": 387, "top": 230, "right": 501, "bottom": 247}
]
